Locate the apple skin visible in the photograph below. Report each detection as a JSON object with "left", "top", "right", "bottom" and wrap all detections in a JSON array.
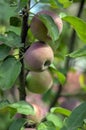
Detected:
[
  {"left": 30, "top": 10, "right": 63, "bottom": 42},
  {"left": 24, "top": 41, "right": 54, "bottom": 71},
  {"left": 26, "top": 70, "right": 53, "bottom": 94},
  {"left": 27, "top": 103, "right": 43, "bottom": 123}
]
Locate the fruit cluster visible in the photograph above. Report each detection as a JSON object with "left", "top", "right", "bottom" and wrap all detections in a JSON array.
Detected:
[{"left": 24, "top": 10, "right": 63, "bottom": 94}]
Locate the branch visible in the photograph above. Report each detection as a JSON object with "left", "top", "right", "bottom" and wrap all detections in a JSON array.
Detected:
[{"left": 19, "top": 6, "right": 29, "bottom": 101}]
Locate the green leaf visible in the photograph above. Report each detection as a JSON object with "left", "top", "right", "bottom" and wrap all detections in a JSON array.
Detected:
[
  {"left": 17, "top": 0, "right": 28, "bottom": 11},
  {"left": 39, "top": 14, "right": 59, "bottom": 41},
  {"left": 0, "top": 57, "right": 21, "bottom": 90},
  {"left": 10, "top": 16, "right": 21, "bottom": 27},
  {"left": 68, "top": 46, "right": 86, "bottom": 58},
  {"left": 61, "top": 102, "right": 86, "bottom": 130},
  {"left": 9, "top": 101, "right": 34, "bottom": 115},
  {"left": 58, "top": 0, "right": 73, "bottom": 8},
  {"left": 0, "top": 44, "right": 11, "bottom": 61},
  {"left": 51, "top": 107, "right": 71, "bottom": 117},
  {"left": 0, "top": 0, "right": 16, "bottom": 24},
  {"left": 0, "top": 31, "right": 23, "bottom": 48},
  {"left": 37, "top": 121, "right": 56, "bottom": 130},
  {"left": 46, "top": 113, "right": 63, "bottom": 128},
  {"left": 9, "top": 118, "right": 26, "bottom": 130},
  {"left": 0, "top": 100, "right": 10, "bottom": 110},
  {"left": 0, "top": 100, "right": 17, "bottom": 117},
  {"left": 62, "top": 16, "right": 86, "bottom": 43},
  {"left": 50, "top": 64, "right": 66, "bottom": 85},
  {"left": 40, "top": 0, "right": 72, "bottom": 8}
]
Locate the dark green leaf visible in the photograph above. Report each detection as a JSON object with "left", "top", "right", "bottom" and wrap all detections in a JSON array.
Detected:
[
  {"left": 62, "top": 16, "right": 86, "bottom": 43},
  {"left": 9, "top": 118, "right": 26, "bottom": 130},
  {"left": 9, "top": 101, "right": 34, "bottom": 115},
  {"left": 68, "top": 46, "right": 86, "bottom": 58},
  {"left": 10, "top": 16, "right": 21, "bottom": 27},
  {"left": 51, "top": 107, "right": 71, "bottom": 117},
  {"left": 50, "top": 64, "right": 66, "bottom": 85},
  {"left": 0, "top": 57, "right": 21, "bottom": 90},
  {"left": 0, "top": 44, "right": 11, "bottom": 61},
  {"left": 39, "top": 14, "right": 59, "bottom": 41},
  {"left": 61, "top": 102, "right": 86, "bottom": 130},
  {"left": 37, "top": 121, "right": 56, "bottom": 130}
]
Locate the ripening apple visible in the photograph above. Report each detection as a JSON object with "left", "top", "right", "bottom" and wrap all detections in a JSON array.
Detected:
[
  {"left": 30, "top": 10, "right": 63, "bottom": 42},
  {"left": 27, "top": 103, "right": 43, "bottom": 123},
  {"left": 24, "top": 41, "right": 54, "bottom": 71},
  {"left": 26, "top": 70, "right": 53, "bottom": 94}
]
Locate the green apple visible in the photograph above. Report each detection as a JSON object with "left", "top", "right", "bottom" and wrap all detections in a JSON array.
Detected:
[{"left": 26, "top": 70, "right": 53, "bottom": 94}]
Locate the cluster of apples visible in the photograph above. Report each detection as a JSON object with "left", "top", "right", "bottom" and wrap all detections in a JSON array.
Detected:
[{"left": 24, "top": 10, "right": 63, "bottom": 94}]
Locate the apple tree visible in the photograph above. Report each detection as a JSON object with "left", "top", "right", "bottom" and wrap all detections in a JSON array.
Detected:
[{"left": 0, "top": 0, "right": 86, "bottom": 130}]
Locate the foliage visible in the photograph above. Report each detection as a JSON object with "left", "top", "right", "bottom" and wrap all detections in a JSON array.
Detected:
[{"left": 0, "top": 0, "right": 86, "bottom": 130}]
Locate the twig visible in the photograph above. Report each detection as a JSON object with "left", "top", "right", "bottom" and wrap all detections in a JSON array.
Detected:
[{"left": 19, "top": 6, "right": 29, "bottom": 101}]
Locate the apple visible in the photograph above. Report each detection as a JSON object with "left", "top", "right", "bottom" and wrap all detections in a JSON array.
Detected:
[
  {"left": 24, "top": 41, "right": 54, "bottom": 71},
  {"left": 30, "top": 10, "right": 63, "bottom": 42},
  {"left": 26, "top": 70, "right": 53, "bottom": 94},
  {"left": 27, "top": 103, "right": 43, "bottom": 123}
]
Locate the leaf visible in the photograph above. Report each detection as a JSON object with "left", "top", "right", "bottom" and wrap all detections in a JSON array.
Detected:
[
  {"left": 58, "top": 0, "right": 73, "bottom": 8},
  {"left": 9, "top": 101, "right": 34, "bottom": 115},
  {"left": 49, "top": 64, "right": 66, "bottom": 85},
  {"left": 62, "top": 16, "right": 86, "bottom": 43},
  {"left": 61, "top": 102, "right": 86, "bottom": 130},
  {"left": 0, "top": 100, "right": 10, "bottom": 110},
  {"left": 40, "top": 0, "right": 72, "bottom": 8},
  {"left": 0, "top": 100, "right": 17, "bottom": 117},
  {"left": 51, "top": 107, "right": 71, "bottom": 117},
  {"left": 0, "top": 31, "right": 23, "bottom": 48},
  {"left": 37, "top": 121, "right": 56, "bottom": 130},
  {"left": 17, "top": 0, "right": 28, "bottom": 11},
  {"left": 46, "top": 113, "right": 63, "bottom": 128},
  {"left": 0, "top": 0, "right": 16, "bottom": 23},
  {"left": 10, "top": 16, "right": 21, "bottom": 27},
  {"left": 9, "top": 118, "right": 26, "bottom": 130},
  {"left": 68, "top": 46, "right": 86, "bottom": 58},
  {"left": 39, "top": 14, "right": 59, "bottom": 41},
  {"left": 0, "top": 44, "right": 11, "bottom": 61},
  {"left": 0, "top": 57, "right": 21, "bottom": 90}
]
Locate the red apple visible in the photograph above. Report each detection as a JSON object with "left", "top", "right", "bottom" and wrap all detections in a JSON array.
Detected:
[
  {"left": 24, "top": 41, "right": 54, "bottom": 71},
  {"left": 30, "top": 10, "right": 63, "bottom": 42}
]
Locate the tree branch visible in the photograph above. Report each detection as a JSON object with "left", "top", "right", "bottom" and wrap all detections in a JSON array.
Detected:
[{"left": 19, "top": 6, "right": 29, "bottom": 101}]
